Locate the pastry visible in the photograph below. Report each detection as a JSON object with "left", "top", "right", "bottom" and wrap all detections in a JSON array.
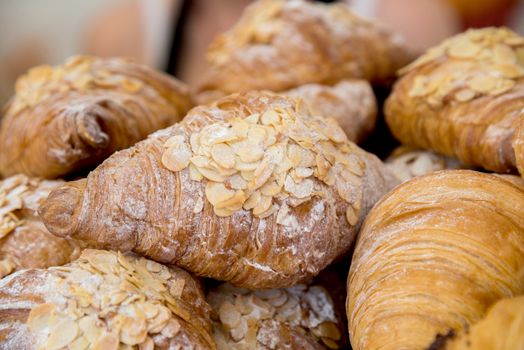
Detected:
[
  {"left": 40, "top": 91, "right": 397, "bottom": 289},
  {"left": 428, "top": 296, "right": 524, "bottom": 350},
  {"left": 0, "top": 249, "right": 215, "bottom": 349},
  {"left": 0, "top": 175, "right": 84, "bottom": 278},
  {"left": 385, "top": 146, "right": 465, "bottom": 182},
  {"left": 195, "top": 0, "right": 412, "bottom": 102},
  {"left": 347, "top": 170, "right": 524, "bottom": 350},
  {"left": 284, "top": 80, "right": 377, "bottom": 144},
  {"left": 385, "top": 27, "right": 524, "bottom": 174},
  {"left": 0, "top": 55, "right": 192, "bottom": 179},
  {"left": 208, "top": 283, "right": 342, "bottom": 349}
]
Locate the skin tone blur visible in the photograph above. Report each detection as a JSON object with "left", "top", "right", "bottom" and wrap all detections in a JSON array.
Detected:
[{"left": 0, "top": 0, "right": 519, "bottom": 103}]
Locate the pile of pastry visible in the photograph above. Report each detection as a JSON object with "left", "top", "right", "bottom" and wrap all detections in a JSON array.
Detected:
[{"left": 1, "top": 0, "right": 523, "bottom": 349}]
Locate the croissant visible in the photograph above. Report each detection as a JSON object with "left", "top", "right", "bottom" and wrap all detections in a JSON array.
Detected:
[
  {"left": 0, "top": 55, "right": 192, "bottom": 179},
  {"left": 385, "top": 146, "right": 465, "bottom": 182},
  {"left": 0, "top": 175, "right": 85, "bottom": 278},
  {"left": 195, "top": 0, "right": 412, "bottom": 102},
  {"left": 347, "top": 170, "right": 524, "bottom": 350},
  {"left": 385, "top": 27, "right": 524, "bottom": 175},
  {"left": 284, "top": 80, "right": 377, "bottom": 144},
  {"left": 428, "top": 296, "right": 524, "bottom": 350},
  {"left": 40, "top": 91, "right": 396, "bottom": 289},
  {"left": 208, "top": 283, "right": 344, "bottom": 350},
  {"left": 0, "top": 249, "right": 215, "bottom": 349}
]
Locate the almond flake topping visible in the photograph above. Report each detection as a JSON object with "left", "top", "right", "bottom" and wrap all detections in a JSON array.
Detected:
[
  {"left": 401, "top": 28, "right": 524, "bottom": 105},
  {"left": 25, "top": 250, "right": 205, "bottom": 350},
  {"left": 162, "top": 104, "right": 365, "bottom": 225},
  {"left": 208, "top": 283, "right": 341, "bottom": 349}
]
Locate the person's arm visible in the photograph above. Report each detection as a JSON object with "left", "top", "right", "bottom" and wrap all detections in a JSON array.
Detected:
[{"left": 349, "top": 0, "right": 461, "bottom": 53}]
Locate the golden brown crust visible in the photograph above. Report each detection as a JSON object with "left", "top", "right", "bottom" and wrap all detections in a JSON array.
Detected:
[
  {"left": 0, "top": 249, "right": 215, "bottom": 350},
  {"left": 0, "top": 175, "right": 85, "bottom": 278},
  {"left": 40, "top": 91, "right": 396, "bottom": 289},
  {"left": 195, "top": 0, "right": 412, "bottom": 101},
  {"left": 0, "top": 55, "right": 192, "bottom": 179},
  {"left": 385, "top": 27, "right": 524, "bottom": 174},
  {"left": 347, "top": 170, "right": 524, "bottom": 350},
  {"left": 431, "top": 296, "right": 524, "bottom": 350},
  {"left": 516, "top": 115, "right": 524, "bottom": 176},
  {"left": 284, "top": 80, "right": 377, "bottom": 144},
  {"left": 208, "top": 283, "right": 343, "bottom": 350}
]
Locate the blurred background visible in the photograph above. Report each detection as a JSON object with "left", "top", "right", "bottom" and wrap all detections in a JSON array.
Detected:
[{"left": 1, "top": 0, "right": 523, "bottom": 105}]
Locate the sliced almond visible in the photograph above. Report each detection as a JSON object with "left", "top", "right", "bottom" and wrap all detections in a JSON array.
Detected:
[
  {"left": 454, "top": 89, "right": 476, "bottom": 102},
  {"left": 162, "top": 147, "right": 191, "bottom": 172},
  {"left": 46, "top": 318, "right": 79, "bottom": 350},
  {"left": 206, "top": 182, "right": 235, "bottom": 206},
  {"left": 211, "top": 143, "right": 235, "bottom": 169},
  {"left": 27, "top": 303, "right": 55, "bottom": 332},
  {"left": 93, "top": 332, "right": 119, "bottom": 350},
  {"left": 346, "top": 206, "right": 358, "bottom": 226},
  {"left": 219, "top": 301, "right": 241, "bottom": 328}
]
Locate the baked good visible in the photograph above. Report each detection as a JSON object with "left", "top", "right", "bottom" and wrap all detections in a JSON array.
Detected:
[
  {"left": 428, "top": 296, "right": 524, "bottom": 350},
  {"left": 347, "top": 170, "right": 524, "bottom": 350},
  {"left": 516, "top": 115, "right": 524, "bottom": 175},
  {"left": 195, "top": 0, "right": 413, "bottom": 102},
  {"left": 0, "top": 249, "right": 214, "bottom": 349},
  {"left": 284, "top": 80, "right": 377, "bottom": 144},
  {"left": 208, "top": 283, "right": 342, "bottom": 349},
  {"left": 385, "top": 146, "right": 465, "bottom": 182},
  {"left": 0, "top": 175, "right": 84, "bottom": 278},
  {"left": 40, "top": 91, "right": 397, "bottom": 289},
  {"left": 0, "top": 55, "right": 192, "bottom": 179},
  {"left": 385, "top": 27, "right": 524, "bottom": 175}
]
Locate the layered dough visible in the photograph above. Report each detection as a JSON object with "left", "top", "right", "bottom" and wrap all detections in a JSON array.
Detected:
[
  {"left": 0, "top": 55, "right": 192, "bottom": 178},
  {"left": 347, "top": 170, "right": 524, "bottom": 350}
]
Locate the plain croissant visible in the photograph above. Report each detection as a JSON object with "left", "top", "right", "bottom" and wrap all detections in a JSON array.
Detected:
[
  {"left": 0, "top": 249, "right": 214, "bottom": 349},
  {"left": 428, "top": 295, "right": 524, "bottom": 350},
  {"left": 208, "top": 283, "right": 343, "bottom": 349},
  {"left": 40, "top": 91, "right": 396, "bottom": 289},
  {"left": 195, "top": 0, "right": 412, "bottom": 102},
  {"left": 0, "top": 175, "right": 85, "bottom": 278},
  {"left": 0, "top": 55, "right": 192, "bottom": 179},
  {"left": 385, "top": 27, "right": 524, "bottom": 175},
  {"left": 347, "top": 170, "right": 524, "bottom": 350}
]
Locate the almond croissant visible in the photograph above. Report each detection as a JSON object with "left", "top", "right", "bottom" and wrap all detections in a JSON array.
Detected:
[
  {"left": 0, "top": 55, "right": 192, "bottom": 179},
  {"left": 208, "top": 283, "right": 343, "bottom": 350},
  {"left": 429, "top": 295, "right": 524, "bottom": 350},
  {"left": 0, "top": 249, "right": 215, "bottom": 349},
  {"left": 385, "top": 27, "right": 524, "bottom": 175},
  {"left": 40, "top": 92, "right": 397, "bottom": 289},
  {"left": 284, "top": 80, "right": 377, "bottom": 144},
  {"left": 347, "top": 170, "right": 524, "bottom": 350},
  {"left": 385, "top": 146, "right": 465, "bottom": 182},
  {"left": 0, "top": 175, "right": 85, "bottom": 278},
  {"left": 195, "top": 0, "right": 412, "bottom": 102}
]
